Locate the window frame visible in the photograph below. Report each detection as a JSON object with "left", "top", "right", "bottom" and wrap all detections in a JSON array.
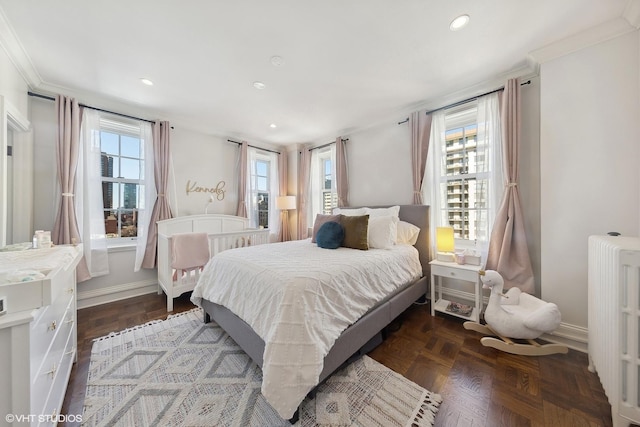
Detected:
[
  {"left": 99, "top": 118, "right": 145, "bottom": 245},
  {"left": 319, "top": 149, "right": 337, "bottom": 215},
  {"left": 439, "top": 101, "right": 491, "bottom": 244},
  {"left": 249, "top": 151, "right": 272, "bottom": 229}
]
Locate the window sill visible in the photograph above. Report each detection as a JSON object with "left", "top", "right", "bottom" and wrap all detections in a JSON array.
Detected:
[{"left": 107, "top": 241, "right": 137, "bottom": 253}]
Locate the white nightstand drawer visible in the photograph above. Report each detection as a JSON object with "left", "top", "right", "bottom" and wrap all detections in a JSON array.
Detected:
[{"left": 431, "top": 264, "right": 480, "bottom": 282}]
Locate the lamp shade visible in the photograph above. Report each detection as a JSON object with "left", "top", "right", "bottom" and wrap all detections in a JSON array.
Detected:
[
  {"left": 436, "top": 227, "right": 455, "bottom": 253},
  {"left": 276, "top": 195, "right": 296, "bottom": 210}
]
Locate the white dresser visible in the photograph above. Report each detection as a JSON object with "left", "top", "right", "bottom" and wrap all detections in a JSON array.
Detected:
[{"left": 0, "top": 245, "right": 82, "bottom": 426}]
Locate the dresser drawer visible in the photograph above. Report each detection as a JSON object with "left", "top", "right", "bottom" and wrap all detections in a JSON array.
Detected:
[
  {"left": 30, "top": 291, "right": 74, "bottom": 375},
  {"left": 36, "top": 330, "right": 76, "bottom": 426},
  {"left": 30, "top": 300, "right": 75, "bottom": 413}
]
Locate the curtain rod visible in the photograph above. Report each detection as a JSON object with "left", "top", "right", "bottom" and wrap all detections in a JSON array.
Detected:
[
  {"left": 308, "top": 137, "right": 349, "bottom": 152},
  {"left": 227, "top": 139, "right": 281, "bottom": 155},
  {"left": 397, "top": 80, "right": 532, "bottom": 125},
  {"left": 27, "top": 91, "right": 173, "bottom": 128}
]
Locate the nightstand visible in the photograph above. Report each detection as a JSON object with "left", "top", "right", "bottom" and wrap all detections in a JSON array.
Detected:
[{"left": 430, "top": 260, "right": 483, "bottom": 322}]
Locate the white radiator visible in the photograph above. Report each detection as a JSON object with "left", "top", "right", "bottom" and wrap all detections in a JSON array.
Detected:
[{"left": 588, "top": 235, "right": 640, "bottom": 427}]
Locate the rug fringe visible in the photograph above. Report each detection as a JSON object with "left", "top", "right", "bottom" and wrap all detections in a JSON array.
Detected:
[
  {"left": 92, "top": 307, "right": 203, "bottom": 342},
  {"left": 407, "top": 390, "right": 443, "bottom": 427}
]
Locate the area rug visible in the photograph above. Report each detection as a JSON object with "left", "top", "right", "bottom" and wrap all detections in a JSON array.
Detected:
[{"left": 82, "top": 308, "right": 442, "bottom": 426}]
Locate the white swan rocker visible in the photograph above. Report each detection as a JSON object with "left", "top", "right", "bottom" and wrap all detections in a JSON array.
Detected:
[{"left": 463, "top": 270, "right": 568, "bottom": 356}]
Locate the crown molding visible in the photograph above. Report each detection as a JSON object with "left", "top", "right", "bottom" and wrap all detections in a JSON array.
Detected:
[
  {"left": 528, "top": 16, "right": 636, "bottom": 66},
  {"left": 0, "top": 7, "right": 42, "bottom": 87}
]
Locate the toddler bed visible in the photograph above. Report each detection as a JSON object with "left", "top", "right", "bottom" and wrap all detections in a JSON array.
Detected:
[
  {"left": 157, "top": 214, "right": 269, "bottom": 311},
  {"left": 191, "top": 204, "right": 430, "bottom": 421}
]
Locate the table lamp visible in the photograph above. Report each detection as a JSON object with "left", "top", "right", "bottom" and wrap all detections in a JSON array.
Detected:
[{"left": 436, "top": 226, "right": 455, "bottom": 262}]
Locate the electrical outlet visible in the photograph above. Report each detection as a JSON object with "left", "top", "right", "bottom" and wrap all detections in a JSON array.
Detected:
[{"left": 0, "top": 296, "right": 6, "bottom": 315}]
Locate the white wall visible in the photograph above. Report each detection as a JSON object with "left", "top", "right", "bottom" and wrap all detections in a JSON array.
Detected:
[
  {"left": 540, "top": 32, "right": 640, "bottom": 337},
  {"left": 169, "top": 128, "right": 240, "bottom": 217},
  {"left": 0, "top": 46, "right": 29, "bottom": 118},
  {"left": 520, "top": 76, "right": 542, "bottom": 297},
  {"left": 347, "top": 120, "right": 413, "bottom": 207}
]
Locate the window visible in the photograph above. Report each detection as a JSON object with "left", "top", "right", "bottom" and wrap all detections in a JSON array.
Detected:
[
  {"left": 246, "top": 148, "right": 279, "bottom": 231},
  {"left": 251, "top": 156, "right": 271, "bottom": 228},
  {"left": 310, "top": 146, "right": 337, "bottom": 220},
  {"left": 99, "top": 120, "right": 145, "bottom": 240},
  {"left": 321, "top": 154, "right": 337, "bottom": 215},
  {"left": 443, "top": 118, "right": 487, "bottom": 241},
  {"left": 431, "top": 98, "right": 501, "bottom": 245}
]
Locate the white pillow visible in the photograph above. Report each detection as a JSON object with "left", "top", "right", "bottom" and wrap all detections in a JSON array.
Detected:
[
  {"left": 368, "top": 216, "right": 398, "bottom": 249},
  {"left": 333, "top": 207, "right": 367, "bottom": 216},
  {"left": 365, "top": 205, "right": 400, "bottom": 219},
  {"left": 396, "top": 220, "right": 420, "bottom": 245}
]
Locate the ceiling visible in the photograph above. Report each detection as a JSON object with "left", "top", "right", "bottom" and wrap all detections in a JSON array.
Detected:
[{"left": 0, "top": 1, "right": 633, "bottom": 146}]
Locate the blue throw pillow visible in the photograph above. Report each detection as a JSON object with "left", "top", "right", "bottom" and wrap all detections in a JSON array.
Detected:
[{"left": 316, "top": 221, "right": 344, "bottom": 249}]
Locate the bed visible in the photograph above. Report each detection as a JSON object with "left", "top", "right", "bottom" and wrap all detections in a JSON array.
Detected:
[
  {"left": 157, "top": 214, "right": 270, "bottom": 311},
  {"left": 190, "top": 204, "right": 430, "bottom": 421}
]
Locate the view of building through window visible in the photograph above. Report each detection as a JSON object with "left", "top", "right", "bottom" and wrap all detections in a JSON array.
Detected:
[
  {"left": 254, "top": 159, "right": 270, "bottom": 228},
  {"left": 322, "top": 157, "right": 337, "bottom": 214},
  {"left": 442, "top": 106, "right": 489, "bottom": 242},
  {"left": 100, "top": 125, "right": 143, "bottom": 239}
]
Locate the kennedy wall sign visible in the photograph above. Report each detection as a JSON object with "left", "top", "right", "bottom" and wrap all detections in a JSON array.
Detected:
[{"left": 186, "top": 180, "right": 226, "bottom": 200}]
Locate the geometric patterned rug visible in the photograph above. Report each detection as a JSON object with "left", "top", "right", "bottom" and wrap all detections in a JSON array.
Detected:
[{"left": 82, "top": 308, "right": 441, "bottom": 426}]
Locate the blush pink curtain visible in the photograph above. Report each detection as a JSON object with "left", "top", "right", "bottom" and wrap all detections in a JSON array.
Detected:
[
  {"left": 277, "top": 150, "right": 289, "bottom": 242},
  {"left": 486, "top": 78, "right": 535, "bottom": 293},
  {"left": 335, "top": 137, "right": 348, "bottom": 207},
  {"left": 52, "top": 95, "right": 90, "bottom": 282},
  {"left": 236, "top": 141, "right": 248, "bottom": 218},
  {"left": 141, "top": 121, "right": 173, "bottom": 269},
  {"left": 410, "top": 111, "right": 432, "bottom": 204},
  {"left": 297, "top": 148, "right": 311, "bottom": 239}
]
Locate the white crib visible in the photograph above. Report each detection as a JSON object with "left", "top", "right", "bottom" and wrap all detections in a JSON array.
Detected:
[{"left": 157, "top": 214, "right": 270, "bottom": 311}]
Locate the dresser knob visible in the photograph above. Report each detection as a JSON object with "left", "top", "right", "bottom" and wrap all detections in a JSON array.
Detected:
[{"left": 45, "top": 364, "right": 57, "bottom": 379}]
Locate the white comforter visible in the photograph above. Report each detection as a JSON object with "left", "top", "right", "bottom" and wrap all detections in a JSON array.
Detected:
[{"left": 191, "top": 239, "right": 422, "bottom": 419}]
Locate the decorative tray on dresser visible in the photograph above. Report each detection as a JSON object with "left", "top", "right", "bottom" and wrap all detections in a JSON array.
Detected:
[{"left": 0, "top": 244, "right": 82, "bottom": 426}]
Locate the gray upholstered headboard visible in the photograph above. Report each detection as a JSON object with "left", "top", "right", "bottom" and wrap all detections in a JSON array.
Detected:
[{"left": 355, "top": 204, "right": 430, "bottom": 276}]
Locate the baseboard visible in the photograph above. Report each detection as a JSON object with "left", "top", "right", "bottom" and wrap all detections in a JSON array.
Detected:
[
  {"left": 77, "top": 279, "right": 158, "bottom": 309},
  {"left": 540, "top": 322, "right": 588, "bottom": 353},
  {"left": 432, "top": 288, "right": 589, "bottom": 353}
]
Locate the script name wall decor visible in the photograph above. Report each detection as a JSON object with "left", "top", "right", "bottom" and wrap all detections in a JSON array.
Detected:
[{"left": 186, "top": 180, "right": 226, "bottom": 200}]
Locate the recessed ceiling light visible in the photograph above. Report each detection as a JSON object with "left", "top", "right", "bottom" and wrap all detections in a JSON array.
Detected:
[
  {"left": 269, "top": 123, "right": 277, "bottom": 129},
  {"left": 140, "top": 78, "right": 154, "bottom": 86},
  {"left": 253, "top": 81, "right": 266, "bottom": 90},
  {"left": 270, "top": 56, "right": 284, "bottom": 67},
  {"left": 449, "top": 14, "right": 470, "bottom": 31}
]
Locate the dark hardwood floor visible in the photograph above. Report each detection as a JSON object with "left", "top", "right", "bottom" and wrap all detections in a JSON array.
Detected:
[{"left": 61, "top": 293, "right": 613, "bottom": 426}]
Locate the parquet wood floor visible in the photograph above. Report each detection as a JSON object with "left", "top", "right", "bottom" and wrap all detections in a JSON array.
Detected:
[{"left": 61, "top": 293, "right": 614, "bottom": 426}]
